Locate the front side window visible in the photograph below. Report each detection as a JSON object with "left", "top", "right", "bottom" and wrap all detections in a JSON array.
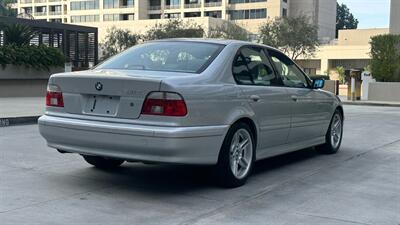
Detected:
[
  {"left": 232, "top": 47, "right": 279, "bottom": 86},
  {"left": 97, "top": 42, "right": 224, "bottom": 74},
  {"left": 268, "top": 49, "right": 310, "bottom": 88}
]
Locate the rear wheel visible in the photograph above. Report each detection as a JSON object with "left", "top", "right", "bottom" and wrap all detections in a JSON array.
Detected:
[
  {"left": 316, "top": 109, "right": 343, "bottom": 154},
  {"left": 216, "top": 123, "right": 255, "bottom": 188},
  {"left": 82, "top": 155, "right": 124, "bottom": 169}
]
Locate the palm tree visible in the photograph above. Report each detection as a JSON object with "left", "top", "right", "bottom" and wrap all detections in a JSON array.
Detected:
[
  {"left": 0, "top": 0, "right": 17, "bottom": 17},
  {"left": 0, "top": 23, "right": 37, "bottom": 46}
]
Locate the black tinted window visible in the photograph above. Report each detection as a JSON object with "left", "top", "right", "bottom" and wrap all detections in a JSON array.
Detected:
[
  {"left": 97, "top": 42, "right": 224, "bottom": 73},
  {"left": 232, "top": 47, "right": 279, "bottom": 86}
]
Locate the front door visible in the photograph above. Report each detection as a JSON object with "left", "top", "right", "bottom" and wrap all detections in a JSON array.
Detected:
[
  {"left": 232, "top": 46, "right": 292, "bottom": 156},
  {"left": 267, "top": 49, "right": 332, "bottom": 143}
]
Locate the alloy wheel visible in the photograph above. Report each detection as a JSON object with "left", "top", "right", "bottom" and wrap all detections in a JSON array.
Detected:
[{"left": 229, "top": 128, "right": 253, "bottom": 179}]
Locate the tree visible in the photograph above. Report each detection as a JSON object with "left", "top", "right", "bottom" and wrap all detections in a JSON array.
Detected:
[
  {"left": 259, "top": 15, "right": 319, "bottom": 60},
  {"left": 100, "top": 26, "right": 140, "bottom": 60},
  {"left": 370, "top": 34, "right": 400, "bottom": 82},
  {"left": 0, "top": 23, "right": 37, "bottom": 46},
  {"left": 143, "top": 19, "right": 204, "bottom": 41},
  {"left": 336, "top": 3, "right": 359, "bottom": 38},
  {"left": 208, "top": 22, "right": 250, "bottom": 41},
  {"left": 336, "top": 66, "right": 345, "bottom": 84},
  {"left": 0, "top": 0, "right": 17, "bottom": 17}
]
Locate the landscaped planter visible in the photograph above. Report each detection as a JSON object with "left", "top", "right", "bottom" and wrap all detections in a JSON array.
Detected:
[
  {"left": 0, "top": 64, "right": 64, "bottom": 80},
  {"left": 0, "top": 65, "right": 64, "bottom": 97}
]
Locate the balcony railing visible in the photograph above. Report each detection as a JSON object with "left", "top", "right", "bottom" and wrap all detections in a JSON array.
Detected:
[
  {"left": 184, "top": 3, "right": 200, "bottom": 8},
  {"left": 165, "top": 4, "right": 180, "bottom": 9},
  {"left": 48, "top": 0, "right": 61, "bottom": 2},
  {"left": 34, "top": 11, "right": 47, "bottom": 16},
  {"left": 49, "top": 11, "right": 62, "bottom": 15},
  {"left": 20, "top": 0, "right": 32, "bottom": 4},
  {"left": 117, "top": 4, "right": 134, "bottom": 8},
  {"left": 34, "top": 0, "right": 47, "bottom": 3},
  {"left": 204, "top": 1, "right": 221, "bottom": 7},
  {"left": 148, "top": 5, "right": 161, "bottom": 10}
]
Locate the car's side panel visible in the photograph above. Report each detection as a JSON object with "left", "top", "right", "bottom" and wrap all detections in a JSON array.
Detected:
[
  {"left": 238, "top": 86, "right": 292, "bottom": 153},
  {"left": 285, "top": 88, "right": 334, "bottom": 143},
  {"left": 257, "top": 136, "right": 326, "bottom": 160}
]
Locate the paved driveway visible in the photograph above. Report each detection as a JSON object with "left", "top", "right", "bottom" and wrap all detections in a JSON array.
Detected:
[{"left": 0, "top": 105, "right": 399, "bottom": 225}]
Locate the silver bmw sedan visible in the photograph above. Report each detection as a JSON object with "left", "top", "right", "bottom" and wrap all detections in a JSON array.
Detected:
[{"left": 39, "top": 39, "right": 343, "bottom": 187}]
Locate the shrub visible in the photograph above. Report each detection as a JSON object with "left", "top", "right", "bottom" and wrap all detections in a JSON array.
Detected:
[
  {"left": 0, "top": 44, "right": 65, "bottom": 71},
  {"left": 100, "top": 26, "right": 140, "bottom": 60},
  {"left": 207, "top": 22, "right": 250, "bottom": 41},
  {"left": 143, "top": 19, "right": 204, "bottom": 41},
  {"left": 370, "top": 34, "right": 400, "bottom": 82}
]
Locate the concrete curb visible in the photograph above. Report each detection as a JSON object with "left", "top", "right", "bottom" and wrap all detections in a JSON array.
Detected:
[
  {"left": 0, "top": 116, "right": 40, "bottom": 127},
  {"left": 343, "top": 101, "right": 400, "bottom": 107}
]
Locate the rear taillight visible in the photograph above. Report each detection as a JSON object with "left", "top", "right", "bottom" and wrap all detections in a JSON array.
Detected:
[
  {"left": 46, "top": 84, "right": 64, "bottom": 107},
  {"left": 141, "top": 92, "right": 187, "bottom": 117}
]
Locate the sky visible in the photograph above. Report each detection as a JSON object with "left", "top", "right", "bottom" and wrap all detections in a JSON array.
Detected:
[{"left": 337, "top": 0, "right": 391, "bottom": 29}]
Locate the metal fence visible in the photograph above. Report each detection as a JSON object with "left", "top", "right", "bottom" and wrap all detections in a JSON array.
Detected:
[{"left": 0, "top": 16, "right": 98, "bottom": 69}]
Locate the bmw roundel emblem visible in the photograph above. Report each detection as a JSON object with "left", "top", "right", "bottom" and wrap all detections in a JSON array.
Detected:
[{"left": 95, "top": 82, "right": 103, "bottom": 91}]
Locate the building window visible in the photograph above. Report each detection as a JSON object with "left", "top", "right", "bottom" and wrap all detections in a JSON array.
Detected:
[
  {"left": 103, "top": 0, "right": 134, "bottom": 9},
  {"left": 229, "top": 0, "right": 266, "bottom": 4},
  {"left": 164, "top": 13, "right": 180, "bottom": 18},
  {"left": 34, "top": 6, "right": 47, "bottom": 16},
  {"left": 70, "top": 0, "right": 99, "bottom": 10},
  {"left": 282, "top": 8, "right": 287, "bottom": 17},
  {"left": 166, "top": 0, "right": 180, "bottom": 7},
  {"left": 204, "top": 11, "right": 221, "bottom": 18},
  {"left": 49, "top": 5, "right": 62, "bottom": 15},
  {"left": 121, "top": 13, "right": 134, "bottom": 20},
  {"left": 149, "top": 14, "right": 161, "bottom": 19},
  {"left": 229, "top": 8, "right": 266, "bottom": 20},
  {"left": 49, "top": 18, "right": 62, "bottom": 23},
  {"left": 184, "top": 12, "right": 201, "bottom": 17},
  {"left": 104, "top": 13, "right": 134, "bottom": 21},
  {"left": 121, "top": 0, "right": 134, "bottom": 7},
  {"left": 71, "top": 15, "right": 100, "bottom": 23},
  {"left": 303, "top": 68, "right": 317, "bottom": 76},
  {"left": 22, "top": 7, "right": 33, "bottom": 14}
]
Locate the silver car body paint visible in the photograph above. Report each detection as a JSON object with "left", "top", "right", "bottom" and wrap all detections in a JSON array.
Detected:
[{"left": 38, "top": 39, "right": 342, "bottom": 165}]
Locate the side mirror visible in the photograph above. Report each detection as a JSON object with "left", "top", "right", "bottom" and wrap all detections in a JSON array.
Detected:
[{"left": 312, "top": 78, "right": 325, "bottom": 89}]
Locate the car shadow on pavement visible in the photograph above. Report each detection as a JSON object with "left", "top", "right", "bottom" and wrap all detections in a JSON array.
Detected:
[{"left": 72, "top": 147, "right": 322, "bottom": 194}]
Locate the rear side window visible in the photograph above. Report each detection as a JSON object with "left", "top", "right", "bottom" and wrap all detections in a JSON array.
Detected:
[
  {"left": 232, "top": 47, "right": 280, "bottom": 86},
  {"left": 97, "top": 42, "right": 225, "bottom": 74}
]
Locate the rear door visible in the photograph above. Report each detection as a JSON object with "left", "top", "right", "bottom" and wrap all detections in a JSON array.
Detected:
[
  {"left": 267, "top": 49, "right": 332, "bottom": 142},
  {"left": 232, "top": 46, "right": 292, "bottom": 155}
]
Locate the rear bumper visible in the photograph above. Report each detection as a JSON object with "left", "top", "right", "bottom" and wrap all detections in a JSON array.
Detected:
[{"left": 38, "top": 115, "right": 229, "bottom": 165}]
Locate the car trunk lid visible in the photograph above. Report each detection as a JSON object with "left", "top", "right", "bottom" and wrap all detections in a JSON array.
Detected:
[{"left": 49, "top": 70, "right": 162, "bottom": 119}]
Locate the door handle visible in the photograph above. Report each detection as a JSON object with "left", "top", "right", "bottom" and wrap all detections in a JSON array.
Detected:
[
  {"left": 291, "top": 95, "right": 298, "bottom": 101},
  {"left": 250, "top": 95, "right": 261, "bottom": 102}
]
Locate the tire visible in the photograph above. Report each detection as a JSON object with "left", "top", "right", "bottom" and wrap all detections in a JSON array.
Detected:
[
  {"left": 316, "top": 109, "right": 343, "bottom": 154},
  {"left": 82, "top": 155, "right": 124, "bottom": 169},
  {"left": 216, "top": 122, "right": 255, "bottom": 188}
]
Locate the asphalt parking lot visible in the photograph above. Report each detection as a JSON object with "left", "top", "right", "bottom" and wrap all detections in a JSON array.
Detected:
[{"left": 0, "top": 105, "right": 399, "bottom": 225}]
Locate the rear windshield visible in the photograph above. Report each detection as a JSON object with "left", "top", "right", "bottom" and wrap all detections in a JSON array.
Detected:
[{"left": 97, "top": 41, "right": 225, "bottom": 73}]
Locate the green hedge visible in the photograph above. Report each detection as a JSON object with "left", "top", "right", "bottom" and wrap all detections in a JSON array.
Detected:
[
  {"left": 370, "top": 34, "right": 400, "bottom": 82},
  {"left": 0, "top": 44, "right": 65, "bottom": 71}
]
